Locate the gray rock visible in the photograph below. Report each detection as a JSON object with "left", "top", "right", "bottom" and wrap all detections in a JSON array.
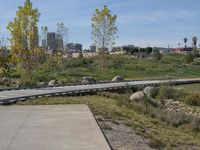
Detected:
[
  {"left": 81, "top": 77, "right": 96, "bottom": 84},
  {"left": 130, "top": 91, "right": 146, "bottom": 101},
  {"left": 48, "top": 80, "right": 56, "bottom": 86},
  {"left": 143, "top": 86, "right": 156, "bottom": 98},
  {"left": 37, "top": 82, "right": 47, "bottom": 86},
  {"left": 112, "top": 75, "right": 124, "bottom": 82}
]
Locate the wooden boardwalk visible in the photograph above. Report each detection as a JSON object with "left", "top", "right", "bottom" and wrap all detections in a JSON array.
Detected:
[{"left": 0, "top": 78, "right": 200, "bottom": 104}]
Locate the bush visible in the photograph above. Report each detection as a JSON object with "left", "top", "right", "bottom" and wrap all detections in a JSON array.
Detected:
[
  {"left": 157, "top": 85, "right": 184, "bottom": 100},
  {"left": 191, "top": 118, "right": 200, "bottom": 132},
  {"left": 184, "top": 53, "right": 194, "bottom": 63},
  {"left": 98, "top": 91, "right": 200, "bottom": 132},
  {"left": 184, "top": 93, "right": 200, "bottom": 106},
  {"left": 149, "top": 135, "right": 166, "bottom": 149}
]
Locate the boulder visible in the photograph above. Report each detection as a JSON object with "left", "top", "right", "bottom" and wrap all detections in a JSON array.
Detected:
[
  {"left": 112, "top": 75, "right": 124, "bottom": 82},
  {"left": 130, "top": 91, "right": 146, "bottom": 101},
  {"left": 48, "top": 80, "right": 56, "bottom": 86},
  {"left": 81, "top": 76, "right": 96, "bottom": 84},
  {"left": 143, "top": 86, "right": 156, "bottom": 98}
]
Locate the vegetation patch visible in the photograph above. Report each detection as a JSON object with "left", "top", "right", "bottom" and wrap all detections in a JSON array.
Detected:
[
  {"left": 16, "top": 95, "right": 200, "bottom": 149},
  {"left": 184, "top": 93, "right": 200, "bottom": 106}
]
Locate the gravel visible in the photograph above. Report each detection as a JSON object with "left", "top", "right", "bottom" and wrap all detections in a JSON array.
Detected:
[{"left": 96, "top": 116, "right": 155, "bottom": 150}]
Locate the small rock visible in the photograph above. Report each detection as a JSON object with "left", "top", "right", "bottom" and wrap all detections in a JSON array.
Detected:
[
  {"left": 48, "top": 80, "right": 56, "bottom": 86},
  {"left": 37, "top": 82, "right": 47, "bottom": 86},
  {"left": 112, "top": 75, "right": 124, "bottom": 82},
  {"left": 81, "top": 77, "right": 96, "bottom": 84}
]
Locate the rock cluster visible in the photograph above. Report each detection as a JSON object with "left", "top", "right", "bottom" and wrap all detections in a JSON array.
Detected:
[
  {"left": 164, "top": 99, "right": 200, "bottom": 118},
  {"left": 130, "top": 86, "right": 156, "bottom": 101}
]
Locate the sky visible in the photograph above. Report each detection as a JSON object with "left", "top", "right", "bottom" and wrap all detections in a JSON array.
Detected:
[{"left": 0, "top": 0, "right": 200, "bottom": 49}]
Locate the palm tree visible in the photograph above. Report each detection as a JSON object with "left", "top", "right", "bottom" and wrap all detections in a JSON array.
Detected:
[
  {"left": 183, "top": 38, "right": 188, "bottom": 48},
  {"left": 178, "top": 43, "right": 180, "bottom": 49},
  {"left": 192, "top": 36, "right": 198, "bottom": 48}
]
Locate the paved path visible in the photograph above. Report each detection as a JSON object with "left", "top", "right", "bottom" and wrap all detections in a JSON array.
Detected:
[
  {"left": 0, "top": 105, "right": 111, "bottom": 150},
  {"left": 1, "top": 78, "right": 200, "bottom": 104}
]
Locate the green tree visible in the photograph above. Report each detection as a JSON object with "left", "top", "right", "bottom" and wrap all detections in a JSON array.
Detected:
[
  {"left": 91, "top": 5, "right": 118, "bottom": 52},
  {"left": 91, "top": 6, "right": 118, "bottom": 75},
  {"left": 7, "top": 0, "right": 40, "bottom": 80}
]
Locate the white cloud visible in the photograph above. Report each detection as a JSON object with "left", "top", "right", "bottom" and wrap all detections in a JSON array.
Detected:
[{"left": 118, "top": 10, "right": 195, "bottom": 25}]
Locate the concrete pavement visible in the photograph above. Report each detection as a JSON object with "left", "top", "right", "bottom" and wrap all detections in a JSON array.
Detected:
[{"left": 0, "top": 105, "right": 111, "bottom": 150}]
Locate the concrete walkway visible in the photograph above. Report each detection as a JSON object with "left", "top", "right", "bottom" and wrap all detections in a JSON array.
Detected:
[{"left": 0, "top": 105, "right": 111, "bottom": 150}]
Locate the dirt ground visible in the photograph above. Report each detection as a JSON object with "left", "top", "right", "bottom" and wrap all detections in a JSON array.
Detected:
[{"left": 96, "top": 116, "right": 155, "bottom": 150}]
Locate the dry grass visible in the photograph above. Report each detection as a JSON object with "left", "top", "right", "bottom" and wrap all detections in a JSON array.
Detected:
[{"left": 17, "top": 95, "right": 200, "bottom": 149}]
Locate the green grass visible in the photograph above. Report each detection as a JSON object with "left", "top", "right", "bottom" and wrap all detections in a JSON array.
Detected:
[
  {"left": 17, "top": 95, "right": 200, "bottom": 150},
  {"left": 2, "top": 53, "right": 200, "bottom": 85},
  {"left": 177, "top": 84, "right": 200, "bottom": 94}
]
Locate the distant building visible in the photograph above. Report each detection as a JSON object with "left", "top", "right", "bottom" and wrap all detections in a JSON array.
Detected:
[
  {"left": 42, "top": 32, "right": 64, "bottom": 53},
  {"left": 112, "top": 46, "right": 122, "bottom": 52},
  {"left": 74, "top": 43, "right": 82, "bottom": 51},
  {"left": 122, "top": 45, "right": 139, "bottom": 54},
  {"left": 66, "top": 43, "right": 82, "bottom": 53},
  {"left": 153, "top": 47, "right": 170, "bottom": 54},
  {"left": 82, "top": 52, "right": 99, "bottom": 58},
  {"left": 111, "top": 45, "right": 139, "bottom": 55},
  {"left": 90, "top": 45, "right": 96, "bottom": 52},
  {"left": 171, "top": 47, "right": 193, "bottom": 54},
  {"left": 42, "top": 39, "right": 47, "bottom": 48},
  {"left": 47, "top": 32, "right": 57, "bottom": 50},
  {"left": 98, "top": 47, "right": 109, "bottom": 52}
]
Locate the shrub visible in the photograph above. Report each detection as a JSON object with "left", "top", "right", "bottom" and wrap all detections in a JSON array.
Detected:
[
  {"left": 152, "top": 48, "right": 163, "bottom": 61},
  {"left": 184, "top": 53, "right": 194, "bottom": 63},
  {"left": 98, "top": 91, "right": 200, "bottom": 132},
  {"left": 149, "top": 87, "right": 159, "bottom": 98},
  {"left": 191, "top": 118, "right": 200, "bottom": 132},
  {"left": 184, "top": 93, "right": 200, "bottom": 106},
  {"left": 157, "top": 85, "right": 184, "bottom": 100},
  {"left": 149, "top": 135, "right": 166, "bottom": 149}
]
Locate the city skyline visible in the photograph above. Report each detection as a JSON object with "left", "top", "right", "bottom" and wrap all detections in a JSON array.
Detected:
[{"left": 0, "top": 0, "right": 200, "bottom": 49}]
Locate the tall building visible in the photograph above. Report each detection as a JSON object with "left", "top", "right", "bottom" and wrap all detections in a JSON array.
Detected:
[
  {"left": 42, "top": 39, "right": 47, "bottom": 49},
  {"left": 42, "top": 32, "right": 64, "bottom": 52},
  {"left": 47, "top": 32, "right": 56, "bottom": 50}
]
